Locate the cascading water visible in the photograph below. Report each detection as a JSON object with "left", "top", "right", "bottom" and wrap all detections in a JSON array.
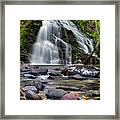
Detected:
[
  {"left": 30, "top": 20, "right": 60, "bottom": 65},
  {"left": 30, "top": 20, "right": 94, "bottom": 65},
  {"left": 56, "top": 20, "right": 94, "bottom": 54}
]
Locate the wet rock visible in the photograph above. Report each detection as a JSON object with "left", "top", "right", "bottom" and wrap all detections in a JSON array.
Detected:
[
  {"left": 48, "top": 70, "right": 62, "bottom": 76},
  {"left": 80, "top": 67, "right": 100, "bottom": 78},
  {"left": 38, "top": 68, "right": 48, "bottom": 75},
  {"left": 28, "top": 71, "right": 39, "bottom": 76},
  {"left": 23, "top": 74, "right": 36, "bottom": 79},
  {"left": 20, "top": 64, "right": 32, "bottom": 72},
  {"left": 22, "top": 86, "right": 38, "bottom": 93},
  {"left": 38, "top": 91, "right": 47, "bottom": 100},
  {"left": 34, "top": 82, "right": 45, "bottom": 91},
  {"left": 48, "top": 76, "right": 55, "bottom": 79},
  {"left": 68, "top": 74, "right": 86, "bottom": 80},
  {"left": 62, "top": 66, "right": 100, "bottom": 78},
  {"left": 20, "top": 69, "right": 31, "bottom": 72},
  {"left": 61, "top": 68, "right": 68, "bottom": 76},
  {"left": 91, "top": 90, "right": 100, "bottom": 97},
  {"left": 61, "top": 92, "right": 80, "bottom": 100},
  {"left": 26, "top": 90, "right": 42, "bottom": 100},
  {"left": 46, "top": 89, "right": 67, "bottom": 99}
]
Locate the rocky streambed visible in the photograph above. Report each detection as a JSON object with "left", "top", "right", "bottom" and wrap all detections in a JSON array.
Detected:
[{"left": 20, "top": 64, "right": 100, "bottom": 100}]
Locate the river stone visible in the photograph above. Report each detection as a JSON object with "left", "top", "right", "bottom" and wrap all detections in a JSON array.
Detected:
[
  {"left": 22, "top": 86, "right": 38, "bottom": 93},
  {"left": 61, "top": 68, "right": 68, "bottom": 76},
  {"left": 68, "top": 74, "right": 83, "bottom": 80},
  {"left": 48, "top": 70, "right": 62, "bottom": 76},
  {"left": 64, "top": 66, "right": 100, "bottom": 78},
  {"left": 80, "top": 67, "right": 100, "bottom": 78},
  {"left": 23, "top": 74, "right": 36, "bottom": 79},
  {"left": 26, "top": 90, "right": 42, "bottom": 100},
  {"left": 46, "top": 89, "right": 67, "bottom": 99},
  {"left": 61, "top": 92, "right": 80, "bottom": 100},
  {"left": 28, "top": 71, "right": 39, "bottom": 76},
  {"left": 38, "top": 68, "right": 48, "bottom": 75},
  {"left": 38, "top": 91, "right": 47, "bottom": 100},
  {"left": 34, "top": 82, "right": 45, "bottom": 91}
]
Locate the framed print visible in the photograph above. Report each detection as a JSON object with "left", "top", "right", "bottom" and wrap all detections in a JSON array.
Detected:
[{"left": 0, "top": 0, "right": 119, "bottom": 119}]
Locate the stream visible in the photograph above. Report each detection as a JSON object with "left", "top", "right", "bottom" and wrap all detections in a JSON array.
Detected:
[{"left": 20, "top": 64, "right": 100, "bottom": 100}]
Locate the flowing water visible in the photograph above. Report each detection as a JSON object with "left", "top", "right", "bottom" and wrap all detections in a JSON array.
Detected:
[{"left": 30, "top": 20, "right": 94, "bottom": 65}]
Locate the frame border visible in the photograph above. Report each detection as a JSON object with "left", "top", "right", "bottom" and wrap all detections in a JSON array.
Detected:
[{"left": 0, "top": 0, "right": 119, "bottom": 119}]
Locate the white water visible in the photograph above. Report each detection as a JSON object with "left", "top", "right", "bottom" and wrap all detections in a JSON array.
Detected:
[{"left": 30, "top": 20, "right": 94, "bottom": 65}]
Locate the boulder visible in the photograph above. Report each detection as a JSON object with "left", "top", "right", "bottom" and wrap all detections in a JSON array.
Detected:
[
  {"left": 22, "top": 86, "right": 38, "bottom": 93},
  {"left": 61, "top": 92, "right": 80, "bottom": 100},
  {"left": 26, "top": 90, "right": 42, "bottom": 100},
  {"left": 34, "top": 82, "right": 45, "bottom": 91},
  {"left": 46, "top": 89, "right": 67, "bottom": 99},
  {"left": 48, "top": 70, "right": 62, "bottom": 76}
]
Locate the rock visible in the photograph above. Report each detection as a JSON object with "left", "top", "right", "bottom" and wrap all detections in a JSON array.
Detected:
[
  {"left": 46, "top": 89, "right": 67, "bottom": 99},
  {"left": 26, "top": 90, "right": 42, "bottom": 100},
  {"left": 91, "top": 90, "right": 100, "bottom": 97},
  {"left": 61, "top": 68, "right": 68, "bottom": 76},
  {"left": 34, "top": 82, "right": 45, "bottom": 91},
  {"left": 23, "top": 74, "right": 36, "bottom": 79},
  {"left": 62, "top": 66, "right": 100, "bottom": 78},
  {"left": 47, "top": 76, "right": 55, "bottom": 79},
  {"left": 20, "top": 68, "right": 31, "bottom": 72},
  {"left": 80, "top": 67, "right": 100, "bottom": 78},
  {"left": 61, "top": 92, "right": 80, "bottom": 100},
  {"left": 28, "top": 71, "right": 39, "bottom": 76},
  {"left": 20, "top": 64, "right": 32, "bottom": 72},
  {"left": 22, "top": 86, "right": 38, "bottom": 93},
  {"left": 48, "top": 70, "right": 62, "bottom": 76},
  {"left": 38, "top": 91, "right": 47, "bottom": 100},
  {"left": 38, "top": 75, "right": 49, "bottom": 80},
  {"left": 68, "top": 74, "right": 85, "bottom": 80},
  {"left": 38, "top": 68, "right": 48, "bottom": 75}
]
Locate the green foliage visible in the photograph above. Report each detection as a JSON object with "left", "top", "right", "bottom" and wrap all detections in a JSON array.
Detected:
[
  {"left": 72, "top": 20, "right": 100, "bottom": 42},
  {"left": 20, "top": 20, "right": 42, "bottom": 62},
  {"left": 72, "top": 20, "right": 100, "bottom": 58}
]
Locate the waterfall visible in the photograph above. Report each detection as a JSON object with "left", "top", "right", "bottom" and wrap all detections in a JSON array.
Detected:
[
  {"left": 57, "top": 20, "right": 94, "bottom": 54},
  {"left": 30, "top": 20, "right": 94, "bottom": 65}
]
